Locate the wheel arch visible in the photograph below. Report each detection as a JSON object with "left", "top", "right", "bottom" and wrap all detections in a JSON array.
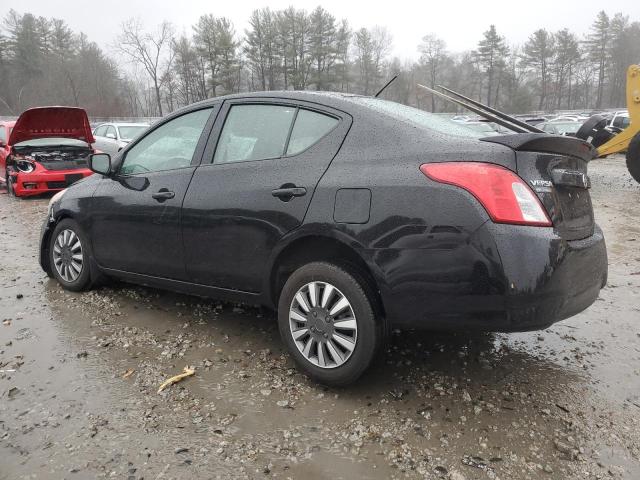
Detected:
[
  {"left": 266, "top": 232, "right": 387, "bottom": 321},
  {"left": 40, "top": 211, "right": 79, "bottom": 276}
]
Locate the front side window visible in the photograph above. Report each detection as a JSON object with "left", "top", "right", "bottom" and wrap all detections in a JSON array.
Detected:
[
  {"left": 120, "top": 108, "right": 212, "bottom": 175},
  {"left": 105, "top": 125, "right": 117, "bottom": 139},
  {"left": 214, "top": 105, "right": 296, "bottom": 164},
  {"left": 286, "top": 109, "right": 338, "bottom": 155}
]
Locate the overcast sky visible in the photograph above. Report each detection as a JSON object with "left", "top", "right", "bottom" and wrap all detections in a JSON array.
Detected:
[{"left": 3, "top": 0, "right": 640, "bottom": 59}]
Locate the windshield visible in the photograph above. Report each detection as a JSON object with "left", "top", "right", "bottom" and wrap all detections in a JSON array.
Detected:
[
  {"left": 117, "top": 125, "right": 147, "bottom": 140},
  {"left": 13, "top": 137, "right": 89, "bottom": 147},
  {"left": 350, "top": 97, "right": 483, "bottom": 138}
]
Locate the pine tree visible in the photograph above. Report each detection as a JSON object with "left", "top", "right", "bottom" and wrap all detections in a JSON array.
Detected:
[{"left": 475, "top": 25, "right": 509, "bottom": 107}]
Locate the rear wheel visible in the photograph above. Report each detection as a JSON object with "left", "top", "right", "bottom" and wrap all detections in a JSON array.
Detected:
[
  {"left": 49, "top": 219, "right": 93, "bottom": 291},
  {"left": 277, "top": 262, "right": 381, "bottom": 386},
  {"left": 626, "top": 132, "right": 640, "bottom": 184}
]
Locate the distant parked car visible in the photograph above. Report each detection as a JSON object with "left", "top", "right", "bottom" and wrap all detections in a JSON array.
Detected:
[
  {"left": 462, "top": 121, "right": 501, "bottom": 136},
  {"left": 92, "top": 123, "right": 149, "bottom": 156},
  {"left": 1, "top": 107, "right": 95, "bottom": 197},
  {"left": 515, "top": 116, "right": 546, "bottom": 126},
  {"left": 539, "top": 121, "right": 581, "bottom": 136},
  {"left": 549, "top": 115, "right": 588, "bottom": 123},
  {"left": 607, "top": 111, "right": 630, "bottom": 132}
]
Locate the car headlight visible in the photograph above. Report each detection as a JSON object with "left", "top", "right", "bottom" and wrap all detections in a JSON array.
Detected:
[
  {"left": 16, "top": 159, "right": 36, "bottom": 173},
  {"left": 47, "top": 188, "right": 67, "bottom": 220}
]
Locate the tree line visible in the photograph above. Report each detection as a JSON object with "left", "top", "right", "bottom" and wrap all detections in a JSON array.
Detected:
[{"left": 0, "top": 7, "right": 638, "bottom": 118}]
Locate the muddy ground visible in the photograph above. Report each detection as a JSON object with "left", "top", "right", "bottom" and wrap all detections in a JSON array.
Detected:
[{"left": 1, "top": 154, "right": 639, "bottom": 480}]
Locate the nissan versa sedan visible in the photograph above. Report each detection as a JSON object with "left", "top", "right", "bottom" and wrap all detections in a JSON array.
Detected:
[{"left": 40, "top": 92, "right": 608, "bottom": 385}]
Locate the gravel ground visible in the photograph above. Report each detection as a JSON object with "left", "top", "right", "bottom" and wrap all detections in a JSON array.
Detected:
[{"left": 1, "top": 154, "right": 639, "bottom": 480}]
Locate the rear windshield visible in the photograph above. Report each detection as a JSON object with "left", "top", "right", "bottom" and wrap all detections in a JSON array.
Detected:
[
  {"left": 13, "top": 137, "right": 89, "bottom": 147},
  {"left": 349, "top": 97, "right": 484, "bottom": 138}
]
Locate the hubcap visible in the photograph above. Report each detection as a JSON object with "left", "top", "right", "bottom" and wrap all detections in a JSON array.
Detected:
[
  {"left": 52, "top": 229, "right": 83, "bottom": 283},
  {"left": 289, "top": 281, "right": 357, "bottom": 369}
]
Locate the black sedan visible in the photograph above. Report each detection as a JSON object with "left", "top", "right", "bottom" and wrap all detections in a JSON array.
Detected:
[{"left": 40, "top": 92, "right": 607, "bottom": 385}]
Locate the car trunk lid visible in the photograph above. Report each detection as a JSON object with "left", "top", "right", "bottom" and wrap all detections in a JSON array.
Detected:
[
  {"left": 482, "top": 134, "right": 596, "bottom": 241},
  {"left": 9, "top": 106, "right": 95, "bottom": 145}
]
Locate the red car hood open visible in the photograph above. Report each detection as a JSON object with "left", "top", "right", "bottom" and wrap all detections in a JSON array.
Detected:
[{"left": 9, "top": 106, "right": 95, "bottom": 145}]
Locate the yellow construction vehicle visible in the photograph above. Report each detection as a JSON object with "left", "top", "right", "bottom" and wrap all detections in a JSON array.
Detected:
[{"left": 576, "top": 65, "right": 640, "bottom": 183}]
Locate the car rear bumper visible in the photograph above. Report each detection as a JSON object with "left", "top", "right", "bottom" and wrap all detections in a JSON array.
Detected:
[
  {"left": 12, "top": 168, "right": 93, "bottom": 197},
  {"left": 371, "top": 222, "right": 608, "bottom": 332}
]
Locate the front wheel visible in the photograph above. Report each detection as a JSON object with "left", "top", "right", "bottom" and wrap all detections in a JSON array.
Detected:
[
  {"left": 278, "top": 262, "right": 381, "bottom": 386},
  {"left": 49, "top": 219, "right": 93, "bottom": 291},
  {"left": 5, "top": 169, "right": 15, "bottom": 196},
  {"left": 626, "top": 132, "right": 640, "bottom": 184}
]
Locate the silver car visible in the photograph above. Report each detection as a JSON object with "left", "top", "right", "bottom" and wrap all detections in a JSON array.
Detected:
[{"left": 92, "top": 123, "right": 149, "bottom": 156}]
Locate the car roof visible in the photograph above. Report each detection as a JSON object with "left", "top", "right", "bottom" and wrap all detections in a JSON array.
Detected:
[
  {"left": 183, "top": 90, "right": 367, "bottom": 114},
  {"left": 0, "top": 120, "right": 16, "bottom": 127}
]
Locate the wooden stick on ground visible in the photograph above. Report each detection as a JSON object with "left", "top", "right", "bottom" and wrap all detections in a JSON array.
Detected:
[{"left": 157, "top": 366, "right": 195, "bottom": 393}]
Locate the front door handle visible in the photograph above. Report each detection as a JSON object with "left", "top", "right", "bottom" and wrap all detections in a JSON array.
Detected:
[
  {"left": 152, "top": 189, "right": 175, "bottom": 201},
  {"left": 271, "top": 186, "right": 307, "bottom": 201}
]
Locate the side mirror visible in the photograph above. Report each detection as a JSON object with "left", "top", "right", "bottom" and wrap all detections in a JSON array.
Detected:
[
  {"left": 89, "top": 153, "right": 112, "bottom": 176},
  {"left": 106, "top": 133, "right": 117, "bottom": 140}
]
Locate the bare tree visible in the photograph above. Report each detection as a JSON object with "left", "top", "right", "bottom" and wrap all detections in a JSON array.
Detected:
[
  {"left": 117, "top": 19, "right": 174, "bottom": 116},
  {"left": 418, "top": 34, "right": 446, "bottom": 111}
]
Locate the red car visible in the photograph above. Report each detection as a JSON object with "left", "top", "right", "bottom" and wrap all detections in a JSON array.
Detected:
[
  {"left": 0, "top": 120, "right": 16, "bottom": 187},
  {"left": 1, "top": 107, "right": 95, "bottom": 197}
]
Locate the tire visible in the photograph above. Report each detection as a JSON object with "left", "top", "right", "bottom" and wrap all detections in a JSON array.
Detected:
[
  {"left": 277, "top": 262, "right": 381, "bottom": 386},
  {"left": 5, "top": 169, "right": 15, "bottom": 197},
  {"left": 575, "top": 114, "right": 616, "bottom": 148},
  {"left": 576, "top": 114, "right": 608, "bottom": 141},
  {"left": 627, "top": 132, "right": 640, "bottom": 184},
  {"left": 49, "top": 219, "right": 93, "bottom": 291}
]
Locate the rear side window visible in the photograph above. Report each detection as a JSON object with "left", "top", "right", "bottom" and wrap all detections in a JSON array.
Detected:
[
  {"left": 214, "top": 105, "right": 295, "bottom": 164},
  {"left": 286, "top": 109, "right": 338, "bottom": 155}
]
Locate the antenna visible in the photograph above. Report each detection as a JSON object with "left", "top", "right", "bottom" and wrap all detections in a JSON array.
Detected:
[{"left": 374, "top": 74, "right": 399, "bottom": 98}]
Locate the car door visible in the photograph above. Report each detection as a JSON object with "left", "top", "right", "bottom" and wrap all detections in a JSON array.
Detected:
[
  {"left": 102, "top": 125, "right": 120, "bottom": 156},
  {"left": 182, "top": 99, "right": 351, "bottom": 293},
  {"left": 92, "top": 125, "right": 108, "bottom": 153},
  {"left": 90, "top": 106, "right": 217, "bottom": 280}
]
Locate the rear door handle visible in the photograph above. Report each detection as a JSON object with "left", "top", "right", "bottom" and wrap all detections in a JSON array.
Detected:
[
  {"left": 152, "top": 189, "right": 175, "bottom": 201},
  {"left": 271, "top": 186, "right": 307, "bottom": 201}
]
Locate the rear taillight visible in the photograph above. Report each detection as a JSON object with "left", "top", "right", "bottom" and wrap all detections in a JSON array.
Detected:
[{"left": 420, "top": 162, "right": 551, "bottom": 227}]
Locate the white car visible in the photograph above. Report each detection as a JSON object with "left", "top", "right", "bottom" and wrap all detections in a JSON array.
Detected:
[
  {"left": 608, "top": 111, "right": 630, "bottom": 131},
  {"left": 92, "top": 123, "right": 149, "bottom": 156},
  {"left": 549, "top": 115, "right": 588, "bottom": 123}
]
